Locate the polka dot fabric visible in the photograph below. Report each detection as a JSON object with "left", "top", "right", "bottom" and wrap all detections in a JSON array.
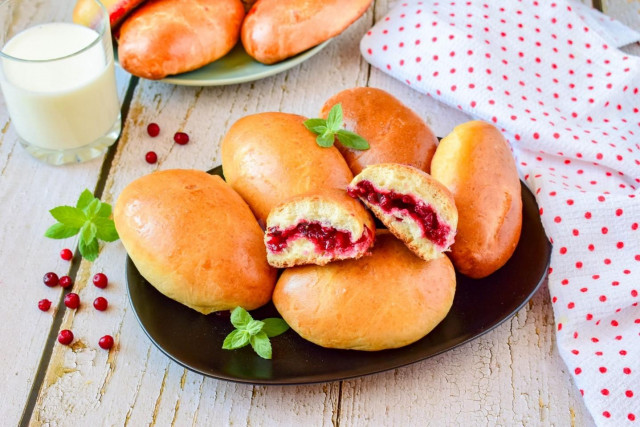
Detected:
[{"left": 361, "top": 1, "right": 640, "bottom": 425}]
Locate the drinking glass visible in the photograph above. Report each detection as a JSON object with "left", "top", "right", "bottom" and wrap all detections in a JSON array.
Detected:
[{"left": 0, "top": 0, "right": 121, "bottom": 165}]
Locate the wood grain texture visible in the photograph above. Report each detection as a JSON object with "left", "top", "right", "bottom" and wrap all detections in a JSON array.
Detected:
[
  {"left": 4, "top": 0, "right": 635, "bottom": 425},
  {"left": 601, "top": 0, "right": 640, "bottom": 56},
  {"left": 31, "top": 7, "right": 372, "bottom": 426},
  {"left": 0, "top": 1, "right": 131, "bottom": 425}
]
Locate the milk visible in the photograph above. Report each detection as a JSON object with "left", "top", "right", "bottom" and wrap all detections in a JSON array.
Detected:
[{"left": 0, "top": 23, "right": 120, "bottom": 150}]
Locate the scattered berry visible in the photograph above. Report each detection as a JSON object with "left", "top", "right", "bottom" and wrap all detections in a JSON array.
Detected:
[
  {"left": 64, "top": 293, "right": 80, "bottom": 309},
  {"left": 43, "top": 272, "right": 59, "bottom": 287},
  {"left": 58, "top": 329, "right": 74, "bottom": 345},
  {"left": 147, "top": 123, "right": 160, "bottom": 137},
  {"left": 174, "top": 132, "right": 189, "bottom": 145},
  {"left": 93, "top": 297, "right": 108, "bottom": 311},
  {"left": 59, "top": 275, "right": 73, "bottom": 289},
  {"left": 38, "top": 299, "right": 52, "bottom": 311},
  {"left": 145, "top": 151, "right": 158, "bottom": 164},
  {"left": 93, "top": 273, "right": 108, "bottom": 289},
  {"left": 99, "top": 335, "right": 114, "bottom": 350},
  {"left": 60, "top": 248, "right": 73, "bottom": 261}
]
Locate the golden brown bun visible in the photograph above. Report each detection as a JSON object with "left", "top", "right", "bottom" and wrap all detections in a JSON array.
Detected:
[
  {"left": 320, "top": 87, "right": 438, "bottom": 175},
  {"left": 221, "top": 112, "right": 354, "bottom": 225},
  {"left": 118, "top": 0, "right": 244, "bottom": 79},
  {"left": 114, "top": 169, "right": 277, "bottom": 314},
  {"left": 73, "top": 0, "right": 145, "bottom": 28},
  {"left": 265, "top": 188, "right": 375, "bottom": 268},
  {"left": 431, "top": 121, "right": 522, "bottom": 279},
  {"left": 273, "top": 231, "right": 456, "bottom": 351},
  {"left": 349, "top": 163, "right": 458, "bottom": 261},
  {"left": 241, "top": 0, "right": 373, "bottom": 64}
]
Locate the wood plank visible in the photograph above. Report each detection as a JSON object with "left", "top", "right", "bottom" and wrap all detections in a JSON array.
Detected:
[
  {"left": 338, "top": 284, "right": 594, "bottom": 426},
  {"left": 0, "top": 1, "right": 131, "bottom": 424},
  {"left": 30, "top": 6, "right": 373, "bottom": 426},
  {"left": 601, "top": 0, "right": 640, "bottom": 55}
]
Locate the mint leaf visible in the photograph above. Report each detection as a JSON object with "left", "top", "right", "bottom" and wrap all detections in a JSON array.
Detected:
[
  {"left": 316, "top": 132, "right": 335, "bottom": 147},
  {"left": 80, "top": 222, "right": 97, "bottom": 243},
  {"left": 45, "top": 223, "right": 80, "bottom": 239},
  {"left": 336, "top": 129, "right": 370, "bottom": 150},
  {"left": 93, "top": 217, "right": 119, "bottom": 242},
  {"left": 76, "top": 189, "right": 94, "bottom": 210},
  {"left": 245, "top": 319, "right": 265, "bottom": 336},
  {"left": 304, "top": 105, "right": 367, "bottom": 151},
  {"left": 326, "top": 104, "right": 343, "bottom": 132},
  {"left": 84, "top": 199, "right": 101, "bottom": 218},
  {"left": 79, "top": 237, "right": 99, "bottom": 261},
  {"left": 262, "top": 318, "right": 290, "bottom": 338},
  {"left": 222, "top": 309, "right": 287, "bottom": 359},
  {"left": 49, "top": 206, "right": 86, "bottom": 228},
  {"left": 222, "top": 330, "right": 251, "bottom": 349},
  {"left": 46, "top": 189, "right": 118, "bottom": 262},
  {"left": 230, "top": 307, "right": 252, "bottom": 329},
  {"left": 250, "top": 332, "right": 272, "bottom": 359},
  {"left": 96, "top": 203, "right": 112, "bottom": 218},
  {"left": 303, "top": 118, "right": 327, "bottom": 134}
]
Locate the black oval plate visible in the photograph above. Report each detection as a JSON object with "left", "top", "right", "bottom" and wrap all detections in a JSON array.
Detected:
[{"left": 126, "top": 166, "right": 551, "bottom": 385}]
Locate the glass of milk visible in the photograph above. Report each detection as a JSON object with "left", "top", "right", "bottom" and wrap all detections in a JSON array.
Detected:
[{"left": 0, "top": 0, "right": 121, "bottom": 165}]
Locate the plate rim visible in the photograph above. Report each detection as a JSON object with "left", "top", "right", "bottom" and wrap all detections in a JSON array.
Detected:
[
  {"left": 116, "top": 41, "right": 331, "bottom": 87},
  {"left": 125, "top": 173, "right": 551, "bottom": 385}
]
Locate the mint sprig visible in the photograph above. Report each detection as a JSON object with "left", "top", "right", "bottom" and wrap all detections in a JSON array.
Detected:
[
  {"left": 303, "top": 104, "right": 370, "bottom": 150},
  {"left": 222, "top": 307, "right": 289, "bottom": 359},
  {"left": 44, "top": 189, "right": 119, "bottom": 261}
]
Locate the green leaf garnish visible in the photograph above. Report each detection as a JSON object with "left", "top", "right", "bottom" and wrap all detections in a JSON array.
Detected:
[
  {"left": 250, "top": 332, "right": 272, "bottom": 359},
  {"left": 303, "top": 104, "right": 370, "bottom": 150},
  {"left": 45, "top": 189, "right": 119, "bottom": 262},
  {"left": 230, "top": 305, "right": 252, "bottom": 329},
  {"left": 76, "top": 189, "right": 94, "bottom": 210},
  {"left": 49, "top": 206, "right": 86, "bottom": 228},
  {"left": 326, "top": 103, "right": 343, "bottom": 132},
  {"left": 45, "top": 223, "right": 80, "bottom": 239},
  {"left": 93, "top": 217, "right": 119, "bottom": 242},
  {"left": 222, "top": 329, "right": 250, "bottom": 349},
  {"left": 262, "top": 318, "right": 290, "bottom": 338},
  {"left": 222, "top": 307, "right": 289, "bottom": 359},
  {"left": 316, "top": 132, "right": 335, "bottom": 147},
  {"left": 78, "top": 237, "right": 99, "bottom": 262},
  {"left": 336, "top": 129, "right": 370, "bottom": 150}
]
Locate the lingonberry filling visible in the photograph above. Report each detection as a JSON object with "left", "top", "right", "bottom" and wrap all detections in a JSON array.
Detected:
[
  {"left": 348, "top": 180, "right": 451, "bottom": 248},
  {"left": 267, "top": 221, "right": 371, "bottom": 255}
]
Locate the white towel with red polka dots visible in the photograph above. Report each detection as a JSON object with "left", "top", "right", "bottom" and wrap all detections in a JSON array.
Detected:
[{"left": 361, "top": 0, "right": 640, "bottom": 424}]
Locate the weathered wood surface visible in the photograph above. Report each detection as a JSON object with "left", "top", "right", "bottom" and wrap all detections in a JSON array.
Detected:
[
  {"left": 3, "top": 0, "right": 637, "bottom": 425},
  {"left": 0, "top": 2, "right": 131, "bottom": 425}
]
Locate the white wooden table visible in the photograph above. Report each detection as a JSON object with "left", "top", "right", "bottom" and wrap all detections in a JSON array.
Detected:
[{"left": 2, "top": 1, "right": 637, "bottom": 425}]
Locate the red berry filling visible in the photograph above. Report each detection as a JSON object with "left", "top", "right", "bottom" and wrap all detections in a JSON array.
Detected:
[
  {"left": 267, "top": 222, "right": 372, "bottom": 255},
  {"left": 348, "top": 180, "right": 452, "bottom": 248}
]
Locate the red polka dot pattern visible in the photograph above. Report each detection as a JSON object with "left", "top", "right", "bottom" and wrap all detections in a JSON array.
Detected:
[{"left": 362, "top": 0, "right": 640, "bottom": 424}]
